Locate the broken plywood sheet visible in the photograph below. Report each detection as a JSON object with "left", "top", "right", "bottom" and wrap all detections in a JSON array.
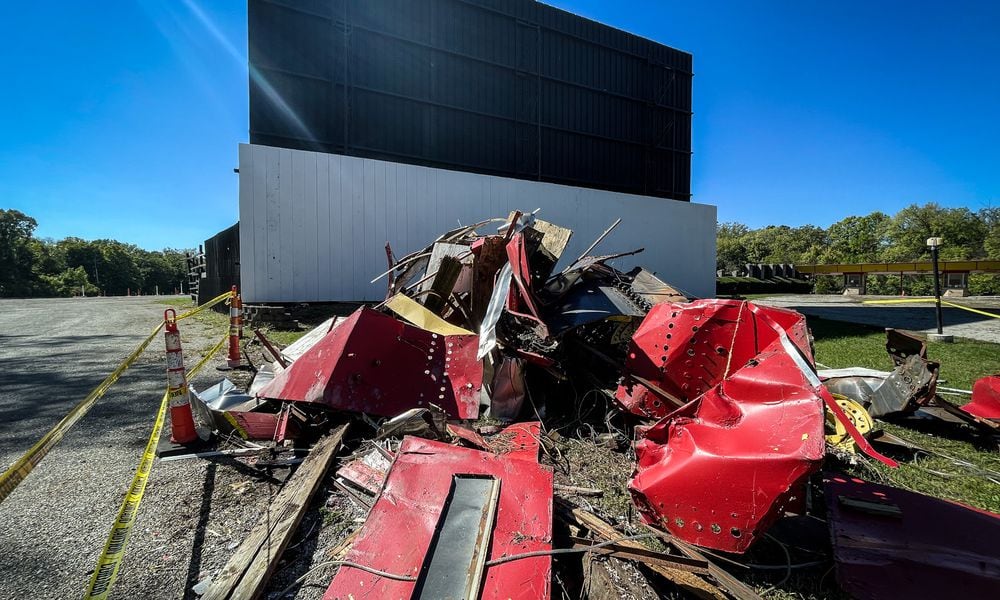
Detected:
[{"left": 532, "top": 219, "right": 572, "bottom": 263}]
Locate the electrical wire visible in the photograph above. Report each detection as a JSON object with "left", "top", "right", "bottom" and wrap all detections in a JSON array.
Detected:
[
  {"left": 277, "top": 533, "right": 657, "bottom": 597},
  {"left": 484, "top": 533, "right": 655, "bottom": 567},
  {"left": 759, "top": 533, "right": 793, "bottom": 594}
]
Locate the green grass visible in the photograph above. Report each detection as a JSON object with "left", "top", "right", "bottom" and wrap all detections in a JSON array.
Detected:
[
  {"left": 156, "top": 297, "right": 308, "bottom": 346},
  {"left": 261, "top": 328, "right": 307, "bottom": 346},
  {"left": 810, "top": 318, "right": 1000, "bottom": 389},
  {"left": 158, "top": 297, "right": 196, "bottom": 308},
  {"left": 810, "top": 317, "right": 1000, "bottom": 513},
  {"left": 157, "top": 296, "right": 228, "bottom": 330}
]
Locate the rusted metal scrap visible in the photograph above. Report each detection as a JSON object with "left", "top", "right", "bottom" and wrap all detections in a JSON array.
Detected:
[
  {"left": 867, "top": 353, "right": 939, "bottom": 417},
  {"left": 826, "top": 473, "right": 1000, "bottom": 600}
]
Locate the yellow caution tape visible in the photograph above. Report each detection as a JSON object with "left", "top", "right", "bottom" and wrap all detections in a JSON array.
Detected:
[
  {"left": 176, "top": 290, "right": 234, "bottom": 321},
  {"left": 863, "top": 298, "right": 1000, "bottom": 319},
  {"left": 84, "top": 332, "right": 228, "bottom": 600},
  {"left": 0, "top": 290, "right": 236, "bottom": 505},
  {"left": 0, "top": 320, "right": 165, "bottom": 505},
  {"left": 942, "top": 300, "right": 1000, "bottom": 319},
  {"left": 82, "top": 389, "right": 168, "bottom": 600}
]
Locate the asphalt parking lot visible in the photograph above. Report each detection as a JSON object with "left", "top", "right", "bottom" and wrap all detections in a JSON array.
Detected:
[{"left": 0, "top": 296, "right": 266, "bottom": 600}]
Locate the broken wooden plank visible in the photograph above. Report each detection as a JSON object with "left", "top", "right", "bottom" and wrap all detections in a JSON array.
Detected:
[
  {"left": 648, "top": 527, "right": 764, "bottom": 600},
  {"left": 583, "top": 551, "right": 660, "bottom": 600},
  {"left": 470, "top": 236, "right": 507, "bottom": 326},
  {"left": 326, "top": 528, "right": 360, "bottom": 560},
  {"left": 253, "top": 329, "right": 288, "bottom": 368},
  {"left": 555, "top": 500, "right": 727, "bottom": 600},
  {"left": 553, "top": 483, "right": 604, "bottom": 497},
  {"left": 422, "top": 255, "right": 462, "bottom": 314},
  {"left": 568, "top": 536, "right": 709, "bottom": 573},
  {"left": 202, "top": 424, "right": 349, "bottom": 600}
]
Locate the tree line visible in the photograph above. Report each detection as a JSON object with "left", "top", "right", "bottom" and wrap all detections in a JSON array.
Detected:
[
  {"left": 5, "top": 203, "right": 998, "bottom": 298},
  {"left": 719, "top": 203, "right": 1000, "bottom": 295},
  {"left": 1, "top": 209, "right": 190, "bottom": 298}
]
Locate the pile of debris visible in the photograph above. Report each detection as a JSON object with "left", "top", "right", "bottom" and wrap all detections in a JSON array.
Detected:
[{"left": 189, "top": 211, "right": 1000, "bottom": 600}]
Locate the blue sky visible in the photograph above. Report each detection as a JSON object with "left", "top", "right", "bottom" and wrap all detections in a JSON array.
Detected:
[{"left": 1, "top": 1, "right": 997, "bottom": 249}]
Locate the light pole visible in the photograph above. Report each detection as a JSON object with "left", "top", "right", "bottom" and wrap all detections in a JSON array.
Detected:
[{"left": 926, "top": 237, "right": 952, "bottom": 342}]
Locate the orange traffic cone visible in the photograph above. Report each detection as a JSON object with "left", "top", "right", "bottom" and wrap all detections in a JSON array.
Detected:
[
  {"left": 164, "top": 309, "right": 197, "bottom": 444},
  {"left": 227, "top": 286, "right": 242, "bottom": 368}
]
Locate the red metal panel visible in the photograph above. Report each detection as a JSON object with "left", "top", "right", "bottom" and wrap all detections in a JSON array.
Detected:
[
  {"left": 627, "top": 301, "right": 825, "bottom": 553},
  {"left": 962, "top": 375, "right": 1000, "bottom": 420},
  {"left": 616, "top": 299, "right": 812, "bottom": 419},
  {"left": 504, "top": 232, "right": 548, "bottom": 333},
  {"left": 324, "top": 437, "right": 553, "bottom": 599},
  {"left": 225, "top": 411, "right": 292, "bottom": 441},
  {"left": 826, "top": 474, "right": 1000, "bottom": 600},
  {"left": 336, "top": 460, "right": 386, "bottom": 495},
  {"left": 489, "top": 421, "right": 542, "bottom": 462},
  {"left": 256, "top": 307, "right": 482, "bottom": 419},
  {"left": 446, "top": 423, "right": 490, "bottom": 450}
]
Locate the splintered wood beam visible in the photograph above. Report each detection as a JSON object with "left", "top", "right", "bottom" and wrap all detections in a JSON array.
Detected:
[
  {"left": 554, "top": 499, "right": 727, "bottom": 600},
  {"left": 423, "top": 255, "right": 462, "bottom": 314},
  {"left": 202, "top": 424, "right": 349, "bottom": 600}
]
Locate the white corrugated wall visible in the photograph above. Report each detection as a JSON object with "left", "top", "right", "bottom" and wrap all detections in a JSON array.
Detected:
[{"left": 238, "top": 143, "right": 717, "bottom": 302}]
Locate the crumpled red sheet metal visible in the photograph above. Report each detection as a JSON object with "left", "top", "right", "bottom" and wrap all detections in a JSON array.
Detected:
[
  {"left": 616, "top": 299, "right": 812, "bottom": 419},
  {"left": 962, "top": 375, "right": 1000, "bottom": 420},
  {"left": 826, "top": 474, "right": 1000, "bottom": 600},
  {"left": 324, "top": 436, "right": 553, "bottom": 600},
  {"left": 625, "top": 300, "right": 826, "bottom": 553},
  {"left": 256, "top": 307, "right": 482, "bottom": 419}
]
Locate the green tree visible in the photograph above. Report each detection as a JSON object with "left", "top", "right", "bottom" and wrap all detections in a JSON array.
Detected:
[
  {"left": 742, "top": 225, "right": 827, "bottom": 264},
  {"left": 981, "top": 207, "right": 1000, "bottom": 259},
  {"left": 38, "top": 266, "right": 99, "bottom": 297},
  {"left": 94, "top": 240, "right": 143, "bottom": 295},
  {"left": 59, "top": 237, "right": 105, "bottom": 289},
  {"left": 138, "top": 250, "right": 187, "bottom": 294},
  {"left": 885, "top": 203, "right": 987, "bottom": 261},
  {"left": 0, "top": 209, "right": 39, "bottom": 296},
  {"left": 716, "top": 222, "right": 750, "bottom": 273},
  {"left": 824, "top": 212, "right": 891, "bottom": 263}
]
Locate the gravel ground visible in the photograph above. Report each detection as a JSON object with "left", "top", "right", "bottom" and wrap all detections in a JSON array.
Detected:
[
  {"left": 0, "top": 296, "right": 358, "bottom": 600},
  {"left": 754, "top": 294, "right": 1000, "bottom": 343}
]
